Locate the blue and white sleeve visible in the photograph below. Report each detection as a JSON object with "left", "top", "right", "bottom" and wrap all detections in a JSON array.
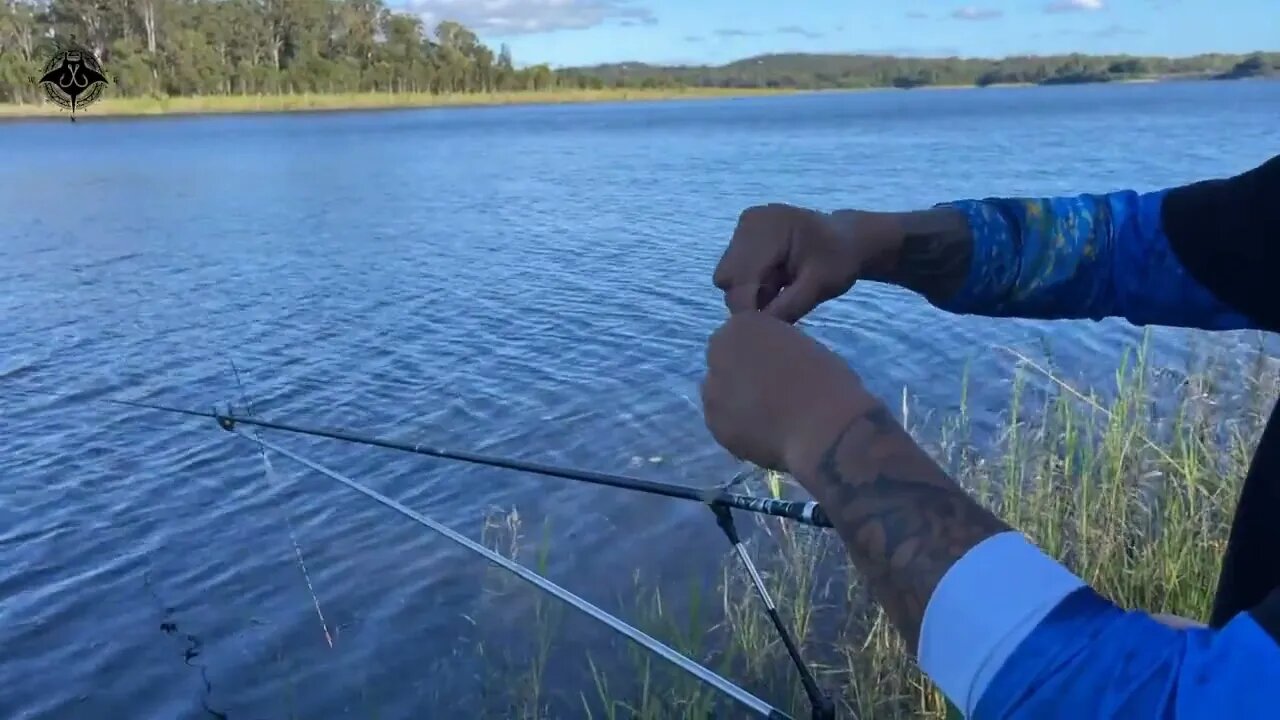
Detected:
[
  {"left": 917, "top": 531, "right": 1280, "bottom": 719},
  {"left": 934, "top": 190, "right": 1260, "bottom": 330}
]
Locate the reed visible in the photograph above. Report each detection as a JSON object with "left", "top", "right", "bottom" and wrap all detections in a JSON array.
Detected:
[
  {"left": 0, "top": 87, "right": 795, "bottom": 120},
  {"left": 472, "top": 330, "right": 1277, "bottom": 719}
]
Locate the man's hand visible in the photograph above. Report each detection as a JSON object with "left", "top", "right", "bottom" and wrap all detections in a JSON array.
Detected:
[
  {"left": 713, "top": 204, "right": 976, "bottom": 320},
  {"left": 701, "top": 312, "right": 878, "bottom": 472},
  {"left": 700, "top": 312, "right": 1009, "bottom": 653},
  {"left": 712, "top": 204, "right": 904, "bottom": 323}
]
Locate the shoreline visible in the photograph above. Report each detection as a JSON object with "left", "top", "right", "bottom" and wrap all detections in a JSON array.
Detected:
[
  {"left": 0, "top": 87, "right": 801, "bottom": 123},
  {"left": 1, "top": 74, "right": 1266, "bottom": 122}
]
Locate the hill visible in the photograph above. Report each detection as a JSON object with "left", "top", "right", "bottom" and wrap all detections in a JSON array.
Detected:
[{"left": 558, "top": 51, "right": 1280, "bottom": 90}]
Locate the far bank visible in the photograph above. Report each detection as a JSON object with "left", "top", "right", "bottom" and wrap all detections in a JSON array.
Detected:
[
  {"left": 3, "top": 76, "right": 1272, "bottom": 122},
  {"left": 0, "top": 87, "right": 800, "bottom": 121}
]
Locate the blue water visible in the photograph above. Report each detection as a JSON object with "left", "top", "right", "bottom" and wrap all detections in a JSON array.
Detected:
[{"left": 2, "top": 80, "right": 1278, "bottom": 719}]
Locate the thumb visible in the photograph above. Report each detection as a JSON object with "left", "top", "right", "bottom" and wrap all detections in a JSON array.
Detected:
[{"left": 764, "top": 272, "right": 826, "bottom": 324}]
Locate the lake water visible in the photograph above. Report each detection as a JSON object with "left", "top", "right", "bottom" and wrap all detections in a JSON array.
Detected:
[{"left": 2, "top": 80, "right": 1278, "bottom": 719}]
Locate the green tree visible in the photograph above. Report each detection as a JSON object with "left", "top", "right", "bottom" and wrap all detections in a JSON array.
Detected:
[{"left": 1, "top": 4, "right": 1275, "bottom": 105}]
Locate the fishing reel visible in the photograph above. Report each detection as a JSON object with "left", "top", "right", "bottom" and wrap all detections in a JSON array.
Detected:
[{"left": 213, "top": 403, "right": 240, "bottom": 432}]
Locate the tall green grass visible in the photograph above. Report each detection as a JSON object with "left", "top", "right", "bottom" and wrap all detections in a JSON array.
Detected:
[
  {"left": 472, "top": 332, "right": 1277, "bottom": 719},
  {"left": 0, "top": 87, "right": 794, "bottom": 119}
]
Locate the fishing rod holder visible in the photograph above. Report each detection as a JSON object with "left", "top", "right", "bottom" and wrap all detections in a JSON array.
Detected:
[
  {"left": 707, "top": 501, "right": 838, "bottom": 720},
  {"left": 115, "top": 396, "right": 849, "bottom": 719}
]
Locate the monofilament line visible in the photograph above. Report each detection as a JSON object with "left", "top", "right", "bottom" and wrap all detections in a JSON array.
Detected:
[
  {"left": 230, "top": 360, "right": 334, "bottom": 648},
  {"left": 260, "top": 451, "right": 335, "bottom": 648}
]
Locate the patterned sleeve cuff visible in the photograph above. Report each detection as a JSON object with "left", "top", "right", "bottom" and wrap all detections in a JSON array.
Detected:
[
  {"left": 931, "top": 199, "right": 1022, "bottom": 315},
  {"left": 929, "top": 192, "right": 1258, "bottom": 329},
  {"left": 930, "top": 194, "right": 1120, "bottom": 320}
]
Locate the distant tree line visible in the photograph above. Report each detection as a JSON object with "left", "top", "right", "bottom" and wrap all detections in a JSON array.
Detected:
[
  {"left": 0, "top": 0, "right": 558, "bottom": 102},
  {"left": 566, "top": 51, "right": 1279, "bottom": 91},
  {"left": 1, "top": 0, "right": 1276, "bottom": 104}
]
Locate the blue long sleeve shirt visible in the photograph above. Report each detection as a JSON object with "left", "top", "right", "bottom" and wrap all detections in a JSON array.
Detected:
[
  {"left": 935, "top": 190, "right": 1259, "bottom": 330},
  {"left": 913, "top": 155, "right": 1280, "bottom": 719}
]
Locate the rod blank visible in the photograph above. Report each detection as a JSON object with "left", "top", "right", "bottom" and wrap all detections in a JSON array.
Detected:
[
  {"left": 111, "top": 396, "right": 838, "bottom": 719},
  {"left": 108, "top": 399, "right": 833, "bottom": 528}
]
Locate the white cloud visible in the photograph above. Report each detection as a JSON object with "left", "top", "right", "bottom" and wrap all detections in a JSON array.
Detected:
[
  {"left": 405, "top": 0, "right": 656, "bottom": 35},
  {"left": 1045, "top": 0, "right": 1105, "bottom": 13},
  {"left": 952, "top": 7, "right": 1003, "bottom": 20}
]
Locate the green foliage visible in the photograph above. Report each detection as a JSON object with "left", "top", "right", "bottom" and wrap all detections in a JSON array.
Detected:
[
  {"left": 468, "top": 334, "right": 1276, "bottom": 719},
  {"left": 1, "top": 0, "right": 1276, "bottom": 106},
  {"left": 1219, "top": 53, "right": 1277, "bottom": 80},
  {"left": 565, "top": 51, "right": 1280, "bottom": 92},
  {"left": 0, "top": 0, "right": 537, "bottom": 101}
]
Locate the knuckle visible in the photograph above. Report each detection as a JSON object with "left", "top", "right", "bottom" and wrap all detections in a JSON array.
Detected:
[
  {"left": 712, "top": 260, "right": 734, "bottom": 287},
  {"left": 736, "top": 203, "right": 783, "bottom": 231}
]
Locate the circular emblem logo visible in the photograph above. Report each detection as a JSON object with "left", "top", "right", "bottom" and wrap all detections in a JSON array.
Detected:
[{"left": 37, "top": 37, "right": 109, "bottom": 120}]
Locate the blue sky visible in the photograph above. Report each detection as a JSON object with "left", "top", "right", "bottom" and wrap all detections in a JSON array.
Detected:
[{"left": 402, "top": 0, "right": 1278, "bottom": 67}]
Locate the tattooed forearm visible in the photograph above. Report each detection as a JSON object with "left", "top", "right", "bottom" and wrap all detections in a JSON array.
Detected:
[
  {"left": 869, "top": 208, "right": 974, "bottom": 304},
  {"left": 803, "top": 404, "right": 1008, "bottom": 652}
]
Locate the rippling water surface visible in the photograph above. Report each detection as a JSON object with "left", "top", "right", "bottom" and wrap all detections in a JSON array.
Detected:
[{"left": 2, "top": 80, "right": 1279, "bottom": 719}]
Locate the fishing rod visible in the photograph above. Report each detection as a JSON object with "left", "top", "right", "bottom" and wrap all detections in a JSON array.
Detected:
[
  {"left": 108, "top": 399, "right": 834, "bottom": 529},
  {"left": 112, "top": 398, "right": 841, "bottom": 720}
]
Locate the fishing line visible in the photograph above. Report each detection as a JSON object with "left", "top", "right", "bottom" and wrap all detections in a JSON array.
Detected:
[
  {"left": 143, "top": 571, "right": 229, "bottom": 720},
  {"left": 228, "top": 361, "right": 334, "bottom": 649},
  {"left": 112, "top": 398, "right": 842, "bottom": 719}
]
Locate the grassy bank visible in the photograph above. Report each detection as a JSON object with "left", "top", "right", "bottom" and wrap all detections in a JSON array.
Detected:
[
  {"left": 0, "top": 87, "right": 796, "bottom": 120},
  {"left": 7, "top": 75, "right": 1261, "bottom": 120},
  {"left": 471, "top": 332, "right": 1277, "bottom": 719}
]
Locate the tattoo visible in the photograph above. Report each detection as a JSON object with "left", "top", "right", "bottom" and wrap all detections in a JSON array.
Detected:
[
  {"left": 810, "top": 405, "right": 1008, "bottom": 652},
  {"left": 878, "top": 208, "right": 974, "bottom": 304}
]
